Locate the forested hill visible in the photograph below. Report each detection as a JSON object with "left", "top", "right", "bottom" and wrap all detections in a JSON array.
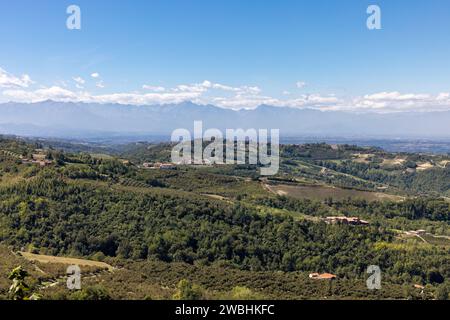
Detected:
[{"left": 0, "top": 137, "right": 449, "bottom": 300}]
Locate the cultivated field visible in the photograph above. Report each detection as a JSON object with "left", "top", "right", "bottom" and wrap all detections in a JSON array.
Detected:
[
  {"left": 416, "top": 162, "right": 435, "bottom": 171},
  {"left": 19, "top": 252, "right": 114, "bottom": 271},
  {"left": 381, "top": 158, "right": 406, "bottom": 167},
  {"left": 266, "top": 184, "right": 403, "bottom": 202}
]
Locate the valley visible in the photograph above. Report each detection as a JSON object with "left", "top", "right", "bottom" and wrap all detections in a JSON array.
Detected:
[{"left": 0, "top": 136, "right": 449, "bottom": 300}]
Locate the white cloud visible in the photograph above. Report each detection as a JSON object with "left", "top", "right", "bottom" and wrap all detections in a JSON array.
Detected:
[
  {"left": 346, "top": 91, "right": 450, "bottom": 112},
  {"left": 2, "top": 85, "right": 201, "bottom": 105},
  {"left": 437, "top": 92, "right": 450, "bottom": 101},
  {"left": 142, "top": 85, "right": 166, "bottom": 92},
  {"left": 91, "top": 72, "right": 100, "bottom": 79},
  {"left": 239, "top": 86, "right": 261, "bottom": 95},
  {"left": 73, "top": 76, "right": 85, "bottom": 85},
  {"left": 72, "top": 76, "right": 85, "bottom": 89},
  {"left": 93, "top": 92, "right": 201, "bottom": 105},
  {"left": 362, "top": 91, "right": 430, "bottom": 101},
  {"left": 0, "top": 67, "right": 34, "bottom": 88},
  {"left": 3, "top": 86, "right": 80, "bottom": 102},
  {"left": 296, "top": 81, "right": 307, "bottom": 89},
  {"left": 210, "top": 92, "right": 340, "bottom": 110},
  {"left": 211, "top": 83, "right": 237, "bottom": 91},
  {"left": 277, "top": 94, "right": 340, "bottom": 109},
  {"left": 2, "top": 71, "right": 450, "bottom": 113},
  {"left": 170, "top": 81, "right": 261, "bottom": 96},
  {"left": 174, "top": 82, "right": 209, "bottom": 93},
  {"left": 212, "top": 94, "right": 279, "bottom": 109}
]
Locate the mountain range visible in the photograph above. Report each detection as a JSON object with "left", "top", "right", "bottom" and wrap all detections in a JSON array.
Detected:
[{"left": 1, "top": 100, "right": 450, "bottom": 140}]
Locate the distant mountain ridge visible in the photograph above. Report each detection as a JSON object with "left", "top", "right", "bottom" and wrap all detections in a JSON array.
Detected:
[{"left": 1, "top": 100, "right": 450, "bottom": 139}]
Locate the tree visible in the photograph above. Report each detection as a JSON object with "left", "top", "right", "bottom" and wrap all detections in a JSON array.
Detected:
[
  {"left": 230, "top": 286, "right": 261, "bottom": 300},
  {"left": 428, "top": 269, "right": 444, "bottom": 284},
  {"left": 8, "top": 266, "right": 40, "bottom": 300},
  {"left": 172, "top": 279, "right": 204, "bottom": 300}
]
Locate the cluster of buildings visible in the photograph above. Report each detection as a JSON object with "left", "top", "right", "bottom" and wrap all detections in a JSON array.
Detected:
[
  {"left": 172, "top": 158, "right": 215, "bottom": 166},
  {"left": 21, "top": 153, "right": 53, "bottom": 167},
  {"left": 141, "top": 162, "right": 176, "bottom": 170},
  {"left": 324, "top": 216, "right": 369, "bottom": 226},
  {"left": 141, "top": 158, "right": 215, "bottom": 169}
]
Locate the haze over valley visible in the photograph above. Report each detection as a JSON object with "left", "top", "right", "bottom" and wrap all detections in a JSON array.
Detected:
[{"left": 2, "top": 101, "right": 450, "bottom": 142}]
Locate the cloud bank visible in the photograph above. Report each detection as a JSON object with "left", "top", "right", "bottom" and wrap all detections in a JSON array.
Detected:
[{"left": 1, "top": 67, "right": 450, "bottom": 113}]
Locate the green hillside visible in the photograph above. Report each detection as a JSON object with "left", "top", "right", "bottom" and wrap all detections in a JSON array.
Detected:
[{"left": 0, "top": 137, "right": 449, "bottom": 300}]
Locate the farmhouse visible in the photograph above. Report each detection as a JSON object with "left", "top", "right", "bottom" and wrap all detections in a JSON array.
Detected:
[
  {"left": 21, "top": 152, "right": 53, "bottom": 167},
  {"left": 309, "top": 273, "right": 337, "bottom": 280},
  {"left": 32, "top": 153, "right": 46, "bottom": 161},
  {"left": 159, "top": 163, "right": 176, "bottom": 170},
  {"left": 324, "top": 216, "right": 369, "bottom": 226},
  {"left": 37, "top": 160, "right": 53, "bottom": 167},
  {"left": 142, "top": 162, "right": 176, "bottom": 170}
]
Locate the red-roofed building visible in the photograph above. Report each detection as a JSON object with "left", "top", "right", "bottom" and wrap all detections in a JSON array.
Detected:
[{"left": 309, "top": 273, "right": 337, "bottom": 280}]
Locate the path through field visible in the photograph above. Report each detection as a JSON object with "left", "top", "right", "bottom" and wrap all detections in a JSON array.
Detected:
[{"left": 19, "top": 252, "right": 114, "bottom": 271}]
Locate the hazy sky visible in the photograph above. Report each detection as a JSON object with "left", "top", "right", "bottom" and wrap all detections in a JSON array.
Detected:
[{"left": 1, "top": 0, "right": 450, "bottom": 112}]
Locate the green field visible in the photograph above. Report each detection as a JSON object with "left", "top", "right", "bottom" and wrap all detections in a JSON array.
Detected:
[{"left": 265, "top": 183, "right": 403, "bottom": 202}]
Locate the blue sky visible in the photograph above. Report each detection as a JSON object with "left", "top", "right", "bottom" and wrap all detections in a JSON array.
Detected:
[{"left": 1, "top": 0, "right": 450, "bottom": 111}]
